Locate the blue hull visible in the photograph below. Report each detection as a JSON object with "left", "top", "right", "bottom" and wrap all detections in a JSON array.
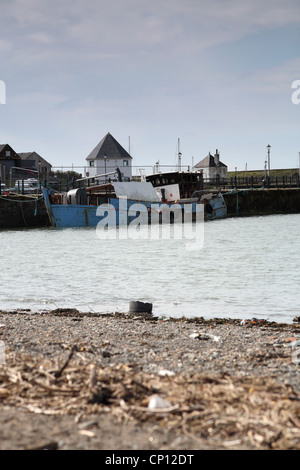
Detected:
[
  {"left": 50, "top": 204, "right": 100, "bottom": 227},
  {"left": 42, "top": 188, "right": 226, "bottom": 228}
]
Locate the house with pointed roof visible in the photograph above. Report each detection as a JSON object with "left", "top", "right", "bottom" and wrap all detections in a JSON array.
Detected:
[
  {"left": 0, "top": 144, "right": 18, "bottom": 179},
  {"left": 85, "top": 132, "right": 133, "bottom": 182},
  {"left": 193, "top": 149, "right": 227, "bottom": 180},
  {"left": 0, "top": 144, "right": 52, "bottom": 181},
  {"left": 18, "top": 151, "right": 52, "bottom": 175},
  {"left": 0, "top": 144, "right": 35, "bottom": 180}
]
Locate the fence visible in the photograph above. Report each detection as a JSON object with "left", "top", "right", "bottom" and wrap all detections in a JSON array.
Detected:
[
  {"left": 1, "top": 173, "right": 300, "bottom": 196},
  {"left": 203, "top": 174, "right": 300, "bottom": 190}
]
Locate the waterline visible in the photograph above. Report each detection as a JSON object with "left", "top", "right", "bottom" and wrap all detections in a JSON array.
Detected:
[{"left": 0, "top": 214, "right": 299, "bottom": 323}]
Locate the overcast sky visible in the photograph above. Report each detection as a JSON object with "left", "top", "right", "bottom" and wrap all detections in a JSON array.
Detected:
[{"left": 0, "top": 0, "right": 299, "bottom": 174}]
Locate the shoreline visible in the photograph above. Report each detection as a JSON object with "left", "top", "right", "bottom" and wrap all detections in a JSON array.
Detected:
[
  {"left": 0, "top": 309, "right": 300, "bottom": 450},
  {"left": 0, "top": 306, "right": 299, "bottom": 324}
]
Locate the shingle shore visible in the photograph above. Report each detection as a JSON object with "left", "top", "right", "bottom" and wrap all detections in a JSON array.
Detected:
[
  {"left": 0, "top": 309, "right": 300, "bottom": 450},
  {"left": 1, "top": 309, "right": 299, "bottom": 382}
]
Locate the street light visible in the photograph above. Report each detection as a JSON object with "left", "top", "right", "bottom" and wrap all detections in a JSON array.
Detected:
[
  {"left": 264, "top": 160, "right": 267, "bottom": 179},
  {"left": 267, "top": 145, "right": 271, "bottom": 177}
]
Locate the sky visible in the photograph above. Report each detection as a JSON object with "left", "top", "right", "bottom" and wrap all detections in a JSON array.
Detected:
[{"left": 0, "top": 0, "right": 300, "bottom": 175}]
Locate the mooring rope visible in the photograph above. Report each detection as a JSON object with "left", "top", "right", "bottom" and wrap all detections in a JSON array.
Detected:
[{"left": 0, "top": 195, "right": 43, "bottom": 203}]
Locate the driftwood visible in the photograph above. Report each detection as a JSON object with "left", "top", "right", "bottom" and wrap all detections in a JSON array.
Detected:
[{"left": 0, "top": 346, "right": 300, "bottom": 450}]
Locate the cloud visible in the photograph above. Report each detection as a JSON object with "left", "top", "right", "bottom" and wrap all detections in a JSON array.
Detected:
[
  {"left": 3, "top": 0, "right": 300, "bottom": 58},
  {"left": 0, "top": 39, "right": 12, "bottom": 54},
  {"left": 1, "top": 0, "right": 299, "bottom": 170},
  {"left": 29, "top": 32, "right": 55, "bottom": 44},
  {"left": 242, "top": 57, "right": 300, "bottom": 94},
  {"left": 12, "top": 91, "right": 68, "bottom": 107}
]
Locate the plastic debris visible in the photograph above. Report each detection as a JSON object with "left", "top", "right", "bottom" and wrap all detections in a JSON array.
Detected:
[
  {"left": 251, "top": 317, "right": 269, "bottom": 324},
  {"left": 207, "top": 332, "right": 220, "bottom": 342},
  {"left": 288, "top": 340, "right": 300, "bottom": 349},
  {"left": 147, "top": 395, "right": 172, "bottom": 410},
  {"left": 189, "top": 332, "right": 201, "bottom": 339},
  {"left": 158, "top": 369, "right": 175, "bottom": 377},
  {"left": 240, "top": 318, "right": 268, "bottom": 325},
  {"left": 189, "top": 332, "right": 220, "bottom": 342},
  {"left": 285, "top": 337, "right": 297, "bottom": 343}
]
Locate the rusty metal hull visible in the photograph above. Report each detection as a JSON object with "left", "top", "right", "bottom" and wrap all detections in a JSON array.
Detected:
[{"left": 42, "top": 188, "right": 226, "bottom": 228}]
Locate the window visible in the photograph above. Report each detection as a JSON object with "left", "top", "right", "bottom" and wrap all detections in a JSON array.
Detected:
[
  {"left": 89, "top": 161, "right": 95, "bottom": 167},
  {"left": 123, "top": 160, "right": 128, "bottom": 166},
  {"left": 5, "top": 150, "right": 10, "bottom": 157}
]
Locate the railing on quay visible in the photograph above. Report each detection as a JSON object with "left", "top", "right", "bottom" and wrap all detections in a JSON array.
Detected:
[
  {"left": 2, "top": 173, "right": 300, "bottom": 196},
  {"left": 203, "top": 174, "right": 300, "bottom": 190}
]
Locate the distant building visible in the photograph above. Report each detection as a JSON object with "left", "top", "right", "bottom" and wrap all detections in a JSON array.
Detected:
[
  {"left": 85, "top": 132, "right": 133, "bottom": 182},
  {"left": 0, "top": 144, "right": 52, "bottom": 180},
  {"left": 18, "top": 151, "right": 52, "bottom": 176},
  {"left": 0, "top": 144, "right": 35, "bottom": 180},
  {"left": 193, "top": 149, "right": 227, "bottom": 180}
]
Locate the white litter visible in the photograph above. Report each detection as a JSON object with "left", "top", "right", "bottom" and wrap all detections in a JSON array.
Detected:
[
  {"left": 147, "top": 395, "right": 172, "bottom": 410},
  {"left": 158, "top": 369, "right": 175, "bottom": 377}
]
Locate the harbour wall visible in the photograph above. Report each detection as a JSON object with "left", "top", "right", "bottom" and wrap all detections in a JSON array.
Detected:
[
  {"left": 223, "top": 188, "right": 300, "bottom": 218},
  {"left": 1, "top": 188, "right": 300, "bottom": 229},
  {"left": 0, "top": 195, "right": 49, "bottom": 229}
]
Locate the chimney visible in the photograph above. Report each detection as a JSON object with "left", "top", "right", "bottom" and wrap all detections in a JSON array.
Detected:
[{"left": 214, "top": 149, "right": 219, "bottom": 166}]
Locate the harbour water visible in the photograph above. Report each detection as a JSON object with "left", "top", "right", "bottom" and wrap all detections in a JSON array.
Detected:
[{"left": 0, "top": 213, "right": 299, "bottom": 323}]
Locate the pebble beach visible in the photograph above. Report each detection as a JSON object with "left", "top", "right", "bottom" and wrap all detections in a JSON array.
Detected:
[{"left": 0, "top": 308, "right": 300, "bottom": 451}]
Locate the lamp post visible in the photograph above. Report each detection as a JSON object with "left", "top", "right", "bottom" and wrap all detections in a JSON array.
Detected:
[
  {"left": 264, "top": 160, "right": 267, "bottom": 179},
  {"left": 267, "top": 145, "right": 271, "bottom": 177}
]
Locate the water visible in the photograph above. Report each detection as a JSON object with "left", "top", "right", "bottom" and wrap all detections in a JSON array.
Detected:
[{"left": 0, "top": 213, "right": 299, "bottom": 323}]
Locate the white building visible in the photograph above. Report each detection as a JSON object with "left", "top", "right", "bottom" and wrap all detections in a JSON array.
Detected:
[
  {"left": 85, "top": 132, "right": 133, "bottom": 182},
  {"left": 193, "top": 149, "right": 227, "bottom": 180}
]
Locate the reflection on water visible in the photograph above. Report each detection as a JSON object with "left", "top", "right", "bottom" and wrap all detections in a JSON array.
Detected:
[{"left": 0, "top": 214, "right": 299, "bottom": 323}]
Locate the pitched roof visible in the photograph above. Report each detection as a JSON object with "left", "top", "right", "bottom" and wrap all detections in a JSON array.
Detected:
[
  {"left": 18, "top": 151, "right": 52, "bottom": 167},
  {"left": 0, "top": 144, "right": 20, "bottom": 157},
  {"left": 86, "top": 132, "right": 132, "bottom": 161},
  {"left": 194, "top": 152, "right": 227, "bottom": 168},
  {"left": 0, "top": 144, "right": 14, "bottom": 152},
  {"left": 18, "top": 152, "right": 34, "bottom": 159}
]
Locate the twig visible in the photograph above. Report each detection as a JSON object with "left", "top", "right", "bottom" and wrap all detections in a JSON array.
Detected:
[
  {"left": 54, "top": 345, "right": 76, "bottom": 379},
  {"left": 26, "top": 441, "right": 58, "bottom": 450}
]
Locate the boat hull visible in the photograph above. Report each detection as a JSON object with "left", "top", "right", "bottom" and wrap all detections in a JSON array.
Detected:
[
  {"left": 50, "top": 204, "right": 99, "bottom": 227},
  {"left": 42, "top": 188, "right": 226, "bottom": 228}
]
